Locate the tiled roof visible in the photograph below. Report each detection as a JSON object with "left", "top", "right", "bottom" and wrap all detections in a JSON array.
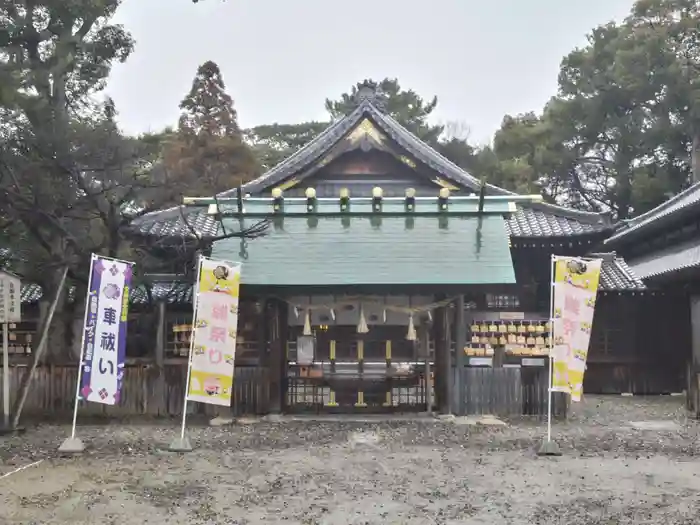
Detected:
[
  {"left": 508, "top": 207, "right": 606, "bottom": 237},
  {"left": 133, "top": 97, "right": 612, "bottom": 240},
  {"left": 20, "top": 283, "right": 43, "bottom": 304},
  {"left": 590, "top": 253, "right": 647, "bottom": 291},
  {"left": 133, "top": 211, "right": 219, "bottom": 238},
  {"left": 19, "top": 251, "right": 643, "bottom": 305},
  {"left": 625, "top": 238, "right": 700, "bottom": 280},
  {"left": 605, "top": 182, "right": 700, "bottom": 246},
  {"left": 131, "top": 199, "right": 609, "bottom": 241},
  {"left": 20, "top": 282, "right": 193, "bottom": 306}
]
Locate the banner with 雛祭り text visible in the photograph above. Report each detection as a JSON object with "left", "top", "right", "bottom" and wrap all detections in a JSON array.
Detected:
[
  {"left": 551, "top": 257, "right": 602, "bottom": 402},
  {"left": 79, "top": 256, "right": 133, "bottom": 405},
  {"left": 187, "top": 258, "right": 241, "bottom": 406}
]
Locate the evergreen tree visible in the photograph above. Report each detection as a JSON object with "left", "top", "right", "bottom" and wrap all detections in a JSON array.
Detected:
[{"left": 164, "top": 61, "right": 258, "bottom": 199}]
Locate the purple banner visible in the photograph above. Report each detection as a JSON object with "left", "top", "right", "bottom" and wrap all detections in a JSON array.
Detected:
[{"left": 79, "top": 256, "right": 133, "bottom": 405}]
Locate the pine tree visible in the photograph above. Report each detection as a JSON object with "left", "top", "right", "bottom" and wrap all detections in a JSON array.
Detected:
[{"left": 164, "top": 61, "right": 258, "bottom": 199}]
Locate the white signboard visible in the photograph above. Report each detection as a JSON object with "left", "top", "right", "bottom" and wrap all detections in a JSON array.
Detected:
[{"left": 0, "top": 271, "right": 21, "bottom": 324}]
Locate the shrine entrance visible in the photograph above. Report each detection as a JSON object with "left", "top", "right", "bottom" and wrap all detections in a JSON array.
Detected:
[{"left": 285, "top": 324, "right": 432, "bottom": 413}]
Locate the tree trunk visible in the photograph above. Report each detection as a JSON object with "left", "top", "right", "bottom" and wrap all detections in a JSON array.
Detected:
[{"left": 692, "top": 132, "right": 700, "bottom": 184}]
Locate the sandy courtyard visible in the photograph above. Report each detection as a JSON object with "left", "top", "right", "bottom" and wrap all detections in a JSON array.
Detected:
[{"left": 1, "top": 396, "right": 699, "bottom": 524}]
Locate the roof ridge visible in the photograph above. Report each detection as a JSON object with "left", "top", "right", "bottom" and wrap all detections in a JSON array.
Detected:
[
  {"left": 134, "top": 99, "right": 609, "bottom": 228},
  {"left": 233, "top": 102, "right": 370, "bottom": 196},
  {"left": 606, "top": 180, "right": 700, "bottom": 244},
  {"left": 369, "top": 105, "right": 610, "bottom": 225},
  {"left": 625, "top": 180, "right": 700, "bottom": 227}
]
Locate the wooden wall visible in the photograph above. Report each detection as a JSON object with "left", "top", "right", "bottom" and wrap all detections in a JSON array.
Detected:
[{"left": 584, "top": 293, "right": 689, "bottom": 394}]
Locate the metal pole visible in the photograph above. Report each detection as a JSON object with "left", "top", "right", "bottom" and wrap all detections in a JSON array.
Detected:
[
  {"left": 179, "top": 254, "right": 204, "bottom": 440},
  {"left": 69, "top": 256, "right": 97, "bottom": 439},
  {"left": 547, "top": 255, "right": 556, "bottom": 443},
  {"left": 3, "top": 322, "right": 9, "bottom": 428}
]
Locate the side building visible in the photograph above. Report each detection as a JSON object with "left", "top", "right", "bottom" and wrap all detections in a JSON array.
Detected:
[{"left": 604, "top": 183, "right": 700, "bottom": 402}]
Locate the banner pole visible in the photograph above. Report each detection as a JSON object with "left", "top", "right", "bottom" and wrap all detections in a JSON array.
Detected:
[
  {"left": 58, "top": 255, "right": 97, "bottom": 453},
  {"left": 547, "top": 254, "right": 554, "bottom": 443},
  {"left": 171, "top": 254, "right": 204, "bottom": 452},
  {"left": 538, "top": 254, "right": 562, "bottom": 456}
]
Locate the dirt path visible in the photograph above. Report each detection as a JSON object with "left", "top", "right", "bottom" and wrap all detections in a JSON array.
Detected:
[{"left": 1, "top": 396, "right": 699, "bottom": 524}]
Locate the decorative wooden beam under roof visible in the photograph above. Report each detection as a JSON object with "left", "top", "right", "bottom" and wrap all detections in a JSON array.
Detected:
[{"left": 181, "top": 191, "right": 540, "bottom": 218}]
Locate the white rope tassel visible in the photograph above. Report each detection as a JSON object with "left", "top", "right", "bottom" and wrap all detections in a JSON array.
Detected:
[
  {"left": 357, "top": 304, "right": 369, "bottom": 333},
  {"left": 303, "top": 310, "right": 312, "bottom": 335},
  {"left": 406, "top": 313, "right": 416, "bottom": 341}
]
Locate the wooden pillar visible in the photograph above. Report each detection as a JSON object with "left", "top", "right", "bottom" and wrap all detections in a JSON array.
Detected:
[
  {"left": 444, "top": 301, "right": 452, "bottom": 415},
  {"left": 418, "top": 320, "right": 432, "bottom": 414},
  {"left": 155, "top": 301, "right": 166, "bottom": 415},
  {"left": 689, "top": 295, "right": 700, "bottom": 415},
  {"left": 454, "top": 295, "right": 466, "bottom": 415},
  {"left": 433, "top": 294, "right": 453, "bottom": 414},
  {"left": 266, "top": 298, "right": 286, "bottom": 414}
]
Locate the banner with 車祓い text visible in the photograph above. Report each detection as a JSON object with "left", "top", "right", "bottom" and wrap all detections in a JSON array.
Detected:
[
  {"left": 551, "top": 256, "right": 602, "bottom": 402},
  {"left": 79, "top": 255, "right": 133, "bottom": 405},
  {"left": 187, "top": 257, "right": 241, "bottom": 406}
]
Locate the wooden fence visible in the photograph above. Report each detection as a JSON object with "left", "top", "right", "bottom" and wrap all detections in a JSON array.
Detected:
[
  {"left": 453, "top": 366, "right": 567, "bottom": 418},
  {"left": 0, "top": 363, "right": 270, "bottom": 418}
]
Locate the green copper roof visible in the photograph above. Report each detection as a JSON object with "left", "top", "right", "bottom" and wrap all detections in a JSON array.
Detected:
[{"left": 211, "top": 214, "right": 515, "bottom": 287}]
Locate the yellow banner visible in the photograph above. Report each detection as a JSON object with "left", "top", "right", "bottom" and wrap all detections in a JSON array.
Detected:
[
  {"left": 551, "top": 257, "right": 602, "bottom": 401},
  {"left": 187, "top": 258, "right": 241, "bottom": 406}
]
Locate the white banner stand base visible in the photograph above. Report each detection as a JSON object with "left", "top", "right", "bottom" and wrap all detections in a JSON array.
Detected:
[
  {"left": 536, "top": 439, "right": 562, "bottom": 456},
  {"left": 168, "top": 436, "right": 193, "bottom": 452},
  {"left": 58, "top": 437, "right": 85, "bottom": 454}
]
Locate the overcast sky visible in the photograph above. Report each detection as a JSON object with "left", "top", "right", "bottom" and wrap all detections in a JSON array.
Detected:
[{"left": 108, "top": 0, "right": 635, "bottom": 144}]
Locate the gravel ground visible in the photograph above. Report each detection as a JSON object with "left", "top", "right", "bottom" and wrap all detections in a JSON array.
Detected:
[{"left": 1, "top": 395, "right": 699, "bottom": 524}]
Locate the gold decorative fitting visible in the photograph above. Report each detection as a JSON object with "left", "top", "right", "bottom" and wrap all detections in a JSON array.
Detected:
[
  {"left": 434, "top": 178, "right": 459, "bottom": 191},
  {"left": 405, "top": 187, "right": 416, "bottom": 211},
  {"left": 339, "top": 187, "right": 350, "bottom": 211},
  {"left": 372, "top": 186, "right": 383, "bottom": 212},
  {"left": 400, "top": 155, "right": 417, "bottom": 168},
  {"left": 348, "top": 118, "right": 385, "bottom": 144},
  {"left": 305, "top": 187, "right": 317, "bottom": 212},
  {"left": 272, "top": 187, "right": 284, "bottom": 212},
  {"left": 278, "top": 178, "right": 299, "bottom": 191},
  {"left": 438, "top": 187, "right": 449, "bottom": 211}
]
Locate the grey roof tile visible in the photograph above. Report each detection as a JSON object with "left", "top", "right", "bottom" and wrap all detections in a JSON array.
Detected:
[
  {"left": 20, "top": 282, "right": 193, "bottom": 306},
  {"left": 589, "top": 253, "right": 647, "bottom": 291},
  {"left": 626, "top": 238, "right": 700, "bottom": 280},
  {"left": 606, "top": 181, "right": 700, "bottom": 245},
  {"left": 19, "top": 250, "right": 642, "bottom": 305}
]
